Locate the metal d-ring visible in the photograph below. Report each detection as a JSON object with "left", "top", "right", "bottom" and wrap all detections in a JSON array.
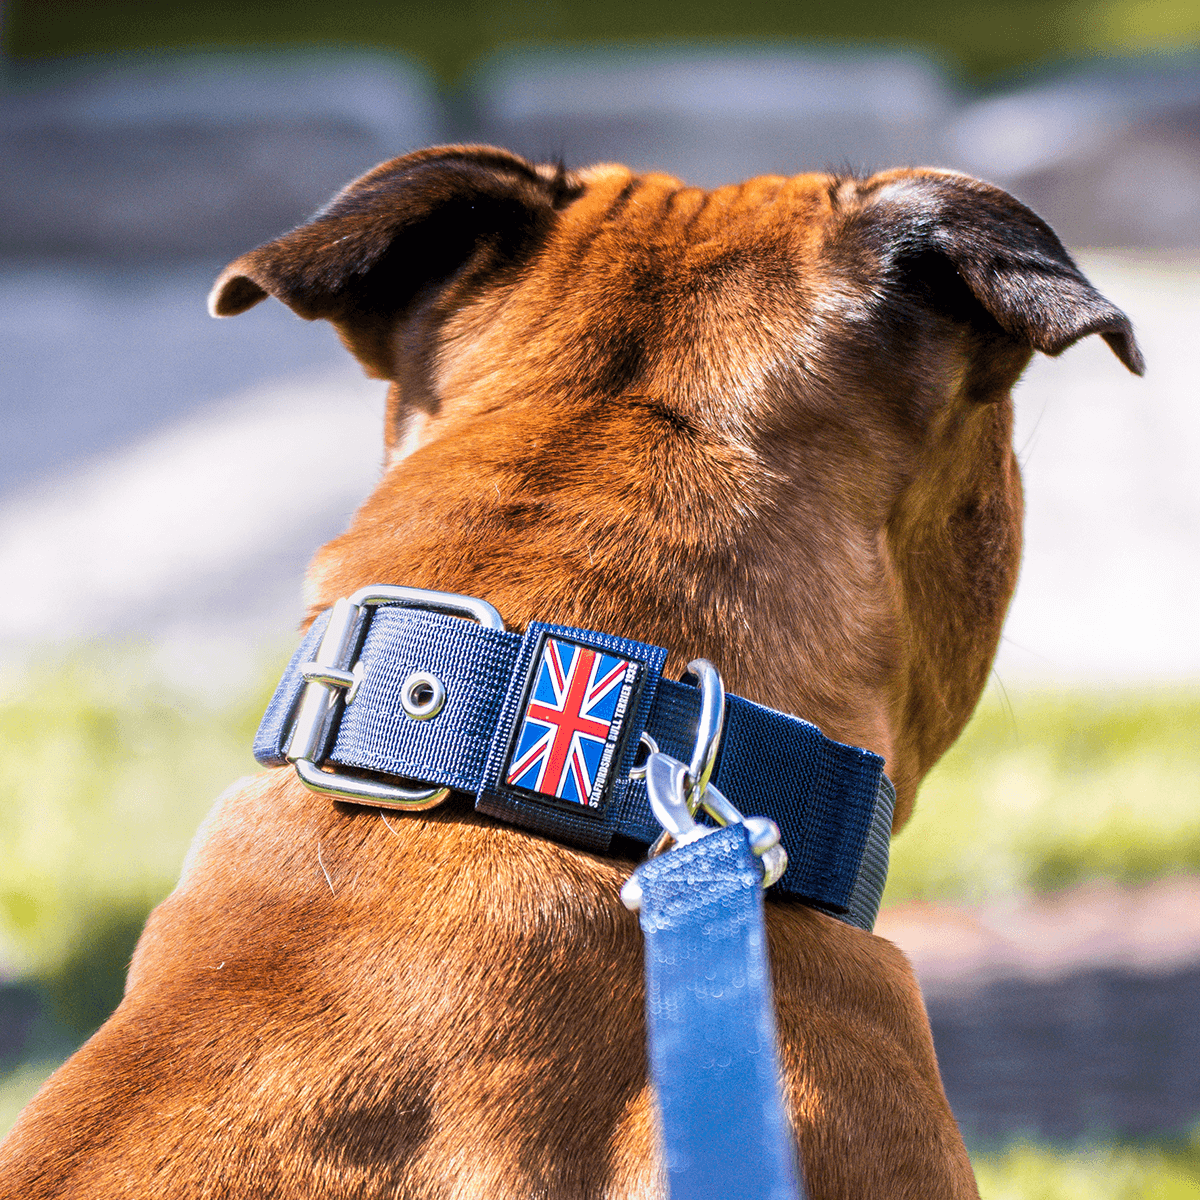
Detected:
[
  {"left": 613, "top": 665, "right": 726, "bottom": 796},
  {"left": 682, "top": 658, "right": 725, "bottom": 811},
  {"left": 643, "top": 660, "right": 727, "bottom": 858}
]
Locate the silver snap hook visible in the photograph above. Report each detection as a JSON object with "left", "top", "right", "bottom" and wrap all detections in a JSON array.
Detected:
[{"left": 628, "top": 732, "right": 661, "bottom": 780}]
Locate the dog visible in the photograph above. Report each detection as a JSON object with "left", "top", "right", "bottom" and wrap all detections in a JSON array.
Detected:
[{"left": 0, "top": 145, "right": 1142, "bottom": 1198}]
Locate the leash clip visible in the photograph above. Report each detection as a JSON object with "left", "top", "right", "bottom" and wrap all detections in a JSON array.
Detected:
[
  {"left": 634, "top": 656, "right": 725, "bottom": 855},
  {"left": 621, "top": 658, "right": 788, "bottom": 911}
]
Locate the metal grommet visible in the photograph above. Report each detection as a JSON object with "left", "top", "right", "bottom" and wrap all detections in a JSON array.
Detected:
[{"left": 401, "top": 672, "right": 445, "bottom": 720}]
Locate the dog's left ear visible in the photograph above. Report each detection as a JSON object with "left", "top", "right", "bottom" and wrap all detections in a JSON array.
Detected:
[
  {"left": 854, "top": 171, "right": 1145, "bottom": 375},
  {"left": 209, "top": 146, "right": 580, "bottom": 378}
]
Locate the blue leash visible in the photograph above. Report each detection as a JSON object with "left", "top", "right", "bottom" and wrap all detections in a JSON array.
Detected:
[
  {"left": 635, "top": 826, "right": 804, "bottom": 1200},
  {"left": 622, "top": 747, "right": 807, "bottom": 1200}
]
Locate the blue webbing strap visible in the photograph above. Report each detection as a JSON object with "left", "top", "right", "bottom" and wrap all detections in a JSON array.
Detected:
[
  {"left": 252, "top": 599, "right": 883, "bottom": 1196},
  {"left": 253, "top": 603, "right": 894, "bottom": 929},
  {"left": 636, "top": 825, "right": 805, "bottom": 1200}
]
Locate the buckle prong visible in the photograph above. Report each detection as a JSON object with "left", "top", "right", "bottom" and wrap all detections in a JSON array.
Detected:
[{"left": 299, "top": 661, "right": 362, "bottom": 697}]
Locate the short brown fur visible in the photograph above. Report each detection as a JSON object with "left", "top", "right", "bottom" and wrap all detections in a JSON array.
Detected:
[{"left": 0, "top": 146, "right": 1141, "bottom": 1199}]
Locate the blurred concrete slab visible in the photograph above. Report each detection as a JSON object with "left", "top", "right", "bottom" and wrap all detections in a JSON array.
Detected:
[
  {"left": 931, "top": 960, "right": 1200, "bottom": 1141},
  {"left": 997, "top": 253, "right": 1200, "bottom": 684},
  {"left": 0, "top": 260, "right": 365, "bottom": 495},
  {"left": 0, "top": 359, "right": 386, "bottom": 689},
  {"left": 0, "top": 253, "right": 384, "bottom": 694},
  {"left": 947, "top": 56, "right": 1200, "bottom": 249},
  {"left": 0, "top": 269, "right": 383, "bottom": 691},
  {"left": 466, "top": 45, "right": 959, "bottom": 185},
  {"left": 879, "top": 877, "right": 1200, "bottom": 991},
  {"left": 0, "top": 51, "right": 443, "bottom": 259}
]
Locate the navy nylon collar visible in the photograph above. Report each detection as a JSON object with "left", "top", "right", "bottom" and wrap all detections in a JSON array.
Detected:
[{"left": 254, "top": 599, "right": 894, "bottom": 931}]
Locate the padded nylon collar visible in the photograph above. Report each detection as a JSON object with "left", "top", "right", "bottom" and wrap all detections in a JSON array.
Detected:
[{"left": 254, "top": 604, "right": 894, "bottom": 930}]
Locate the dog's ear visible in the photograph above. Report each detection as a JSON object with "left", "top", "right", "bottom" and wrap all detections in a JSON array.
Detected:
[
  {"left": 209, "top": 146, "right": 581, "bottom": 378},
  {"left": 853, "top": 171, "right": 1145, "bottom": 376}
]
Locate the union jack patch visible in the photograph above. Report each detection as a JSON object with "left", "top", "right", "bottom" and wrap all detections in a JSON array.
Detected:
[{"left": 502, "top": 635, "right": 642, "bottom": 812}]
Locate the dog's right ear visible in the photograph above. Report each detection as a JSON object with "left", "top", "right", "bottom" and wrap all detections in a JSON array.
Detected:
[
  {"left": 209, "top": 146, "right": 581, "bottom": 378},
  {"left": 849, "top": 170, "right": 1145, "bottom": 377}
]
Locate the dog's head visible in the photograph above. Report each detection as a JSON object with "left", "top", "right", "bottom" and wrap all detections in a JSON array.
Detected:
[{"left": 211, "top": 145, "right": 1141, "bottom": 827}]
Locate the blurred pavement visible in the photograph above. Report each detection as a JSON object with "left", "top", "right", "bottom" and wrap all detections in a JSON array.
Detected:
[
  {"left": 1001, "top": 253, "right": 1200, "bottom": 684},
  {"left": 2, "top": 254, "right": 1193, "bottom": 689},
  {"left": 880, "top": 879, "right": 1200, "bottom": 1141},
  {"left": 0, "top": 261, "right": 384, "bottom": 693}
]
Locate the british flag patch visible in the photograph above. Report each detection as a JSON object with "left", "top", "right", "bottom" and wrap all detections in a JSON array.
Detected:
[{"left": 503, "top": 635, "right": 641, "bottom": 811}]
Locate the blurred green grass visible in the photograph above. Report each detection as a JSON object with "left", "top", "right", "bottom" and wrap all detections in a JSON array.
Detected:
[
  {"left": 886, "top": 683, "right": 1200, "bottom": 906},
  {"left": 6, "top": 0, "right": 1200, "bottom": 85},
  {"left": 972, "top": 1138, "right": 1200, "bottom": 1199},
  {"left": 0, "top": 648, "right": 271, "bottom": 983},
  {"left": 0, "top": 1061, "right": 60, "bottom": 1141}
]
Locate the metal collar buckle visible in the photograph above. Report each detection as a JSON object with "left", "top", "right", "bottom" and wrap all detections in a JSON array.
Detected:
[
  {"left": 285, "top": 585, "right": 504, "bottom": 810},
  {"left": 621, "top": 658, "right": 788, "bottom": 912}
]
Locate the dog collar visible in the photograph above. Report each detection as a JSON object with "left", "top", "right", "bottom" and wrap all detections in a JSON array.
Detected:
[{"left": 254, "top": 585, "right": 894, "bottom": 931}]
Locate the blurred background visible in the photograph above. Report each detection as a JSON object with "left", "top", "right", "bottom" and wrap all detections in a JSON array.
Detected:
[{"left": 1, "top": 0, "right": 1199, "bottom": 1193}]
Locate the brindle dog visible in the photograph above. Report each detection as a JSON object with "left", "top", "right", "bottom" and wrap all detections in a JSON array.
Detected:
[{"left": 0, "top": 146, "right": 1142, "bottom": 1199}]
